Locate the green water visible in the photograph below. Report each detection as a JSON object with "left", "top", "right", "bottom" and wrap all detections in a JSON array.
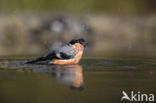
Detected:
[{"left": 0, "top": 58, "right": 156, "bottom": 103}]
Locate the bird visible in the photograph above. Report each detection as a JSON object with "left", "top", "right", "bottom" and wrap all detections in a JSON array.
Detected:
[{"left": 26, "top": 38, "right": 88, "bottom": 65}]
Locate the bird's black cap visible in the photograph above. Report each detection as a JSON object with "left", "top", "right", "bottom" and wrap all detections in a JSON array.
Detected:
[{"left": 69, "top": 38, "right": 88, "bottom": 47}]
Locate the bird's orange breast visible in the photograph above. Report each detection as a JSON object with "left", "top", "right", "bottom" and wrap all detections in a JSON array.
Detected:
[{"left": 52, "top": 51, "right": 83, "bottom": 64}]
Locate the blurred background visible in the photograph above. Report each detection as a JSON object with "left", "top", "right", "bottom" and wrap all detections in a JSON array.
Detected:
[{"left": 0, "top": 0, "right": 156, "bottom": 58}]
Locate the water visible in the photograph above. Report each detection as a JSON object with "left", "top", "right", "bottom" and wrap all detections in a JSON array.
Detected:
[{"left": 0, "top": 58, "right": 156, "bottom": 103}]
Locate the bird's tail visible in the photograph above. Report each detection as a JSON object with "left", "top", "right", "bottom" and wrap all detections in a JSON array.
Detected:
[{"left": 25, "top": 57, "right": 47, "bottom": 64}]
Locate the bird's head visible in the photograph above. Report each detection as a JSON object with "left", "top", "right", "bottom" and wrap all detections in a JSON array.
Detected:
[{"left": 69, "top": 38, "right": 88, "bottom": 47}]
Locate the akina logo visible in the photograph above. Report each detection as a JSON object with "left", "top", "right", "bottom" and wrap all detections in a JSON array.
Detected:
[{"left": 121, "top": 91, "right": 155, "bottom": 102}]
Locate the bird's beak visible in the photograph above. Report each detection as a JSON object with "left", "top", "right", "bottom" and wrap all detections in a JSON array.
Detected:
[{"left": 84, "top": 42, "right": 88, "bottom": 47}]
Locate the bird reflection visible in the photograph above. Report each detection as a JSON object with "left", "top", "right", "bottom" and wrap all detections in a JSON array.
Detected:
[{"left": 51, "top": 64, "right": 85, "bottom": 90}]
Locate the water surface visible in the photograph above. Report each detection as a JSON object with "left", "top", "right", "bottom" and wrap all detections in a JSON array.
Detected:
[{"left": 0, "top": 58, "right": 156, "bottom": 103}]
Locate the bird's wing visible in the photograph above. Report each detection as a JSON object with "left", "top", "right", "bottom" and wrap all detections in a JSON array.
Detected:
[
  {"left": 45, "top": 44, "right": 77, "bottom": 59},
  {"left": 57, "top": 44, "right": 77, "bottom": 59}
]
